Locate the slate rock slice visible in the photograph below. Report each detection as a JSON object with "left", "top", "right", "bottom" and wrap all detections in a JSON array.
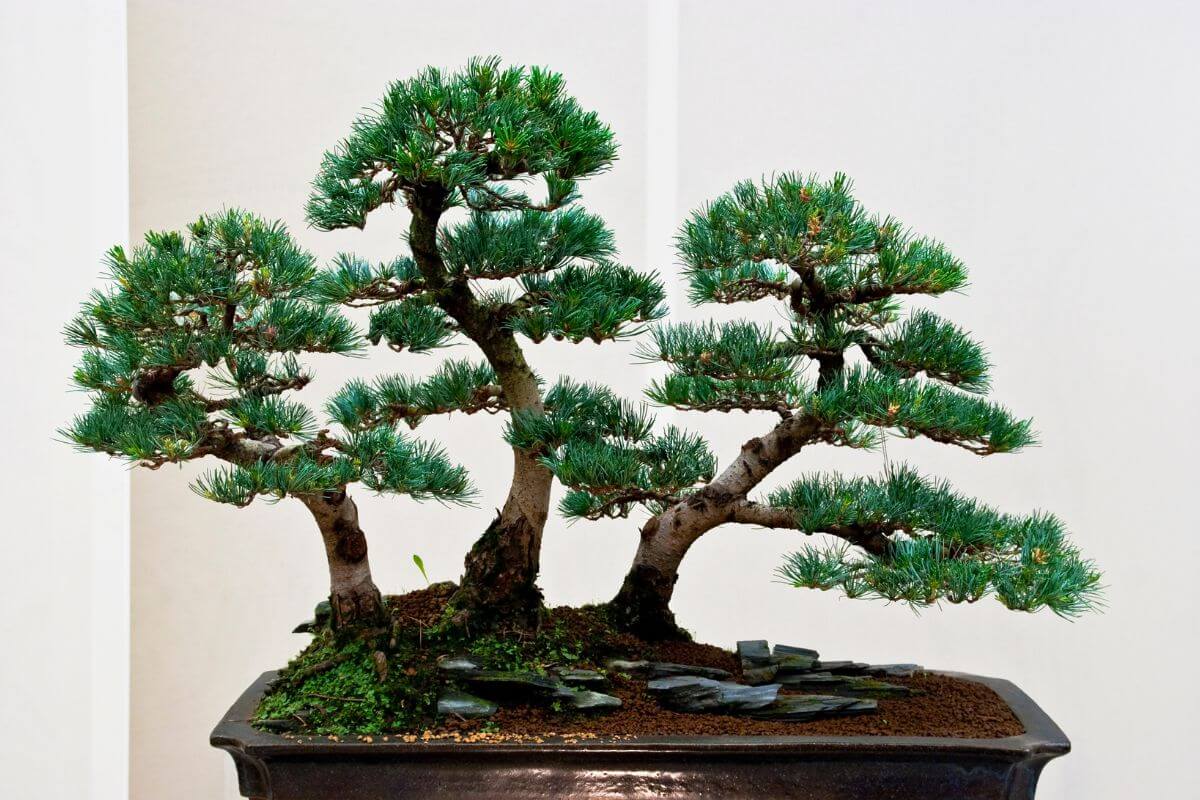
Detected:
[
  {"left": 646, "top": 676, "right": 780, "bottom": 713},
  {"left": 736, "top": 640, "right": 773, "bottom": 668},
  {"left": 741, "top": 664, "right": 780, "bottom": 686},
  {"left": 751, "top": 694, "right": 877, "bottom": 721},
  {"left": 559, "top": 689, "right": 623, "bottom": 711},
  {"left": 816, "top": 660, "right": 871, "bottom": 674},
  {"left": 606, "top": 659, "right": 731, "bottom": 681},
  {"left": 556, "top": 668, "right": 607, "bottom": 687},
  {"left": 437, "top": 690, "right": 498, "bottom": 719},
  {"left": 462, "top": 670, "right": 564, "bottom": 702},
  {"left": 777, "top": 672, "right": 912, "bottom": 697},
  {"left": 437, "top": 654, "right": 483, "bottom": 675},
  {"left": 773, "top": 643, "right": 820, "bottom": 660},
  {"left": 865, "top": 663, "right": 923, "bottom": 678},
  {"left": 776, "top": 671, "right": 842, "bottom": 688},
  {"left": 717, "top": 682, "right": 781, "bottom": 711},
  {"left": 770, "top": 644, "right": 820, "bottom": 673},
  {"left": 292, "top": 619, "right": 317, "bottom": 634},
  {"left": 830, "top": 677, "right": 913, "bottom": 697},
  {"left": 645, "top": 676, "right": 723, "bottom": 712}
]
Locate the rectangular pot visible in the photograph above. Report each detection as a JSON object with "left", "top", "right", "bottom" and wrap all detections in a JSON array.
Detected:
[{"left": 212, "top": 670, "right": 1069, "bottom": 800}]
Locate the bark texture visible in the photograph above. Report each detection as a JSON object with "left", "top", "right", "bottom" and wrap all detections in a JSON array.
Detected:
[
  {"left": 609, "top": 414, "right": 822, "bottom": 639},
  {"left": 408, "top": 188, "right": 552, "bottom": 629},
  {"left": 297, "top": 490, "right": 385, "bottom": 630}
]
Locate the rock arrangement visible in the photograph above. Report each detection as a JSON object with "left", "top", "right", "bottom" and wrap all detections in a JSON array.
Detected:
[
  {"left": 436, "top": 655, "right": 623, "bottom": 719},
  {"left": 434, "top": 641, "right": 923, "bottom": 724}
]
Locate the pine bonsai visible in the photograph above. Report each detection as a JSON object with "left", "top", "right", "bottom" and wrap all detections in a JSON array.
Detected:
[
  {"left": 61, "top": 60, "right": 1100, "bottom": 743},
  {"left": 547, "top": 173, "right": 1100, "bottom": 638},
  {"left": 62, "top": 210, "right": 472, "bottom": 629},
  {"left": 306, "top": 58, "right": 665, "bottom": 628}
]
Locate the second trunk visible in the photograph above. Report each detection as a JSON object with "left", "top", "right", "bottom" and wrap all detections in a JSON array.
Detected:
[
  {"left": 450, "top": 448, "right": 553, "bottom": 630},
  {"left": 299, "top": 490, "right": 385, "bottom": 630}
]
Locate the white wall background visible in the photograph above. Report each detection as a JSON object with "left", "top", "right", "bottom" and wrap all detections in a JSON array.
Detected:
[
  {"left": 0, "top": 2, "right": 130, "bottom": 800},
  {"left": 31, "top": 0, "right": 1184, "bottom": 797}
]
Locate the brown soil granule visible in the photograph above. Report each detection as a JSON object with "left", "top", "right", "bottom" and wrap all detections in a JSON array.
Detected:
[
  {"left": 437, "top": 672, "right": 1022, "bottom": 740},
  {"left": 386, "top": 582, "right": 457, "bottom": 629},
  {"left": 638, "top": 639, "right": 742, "bottom": 677}
]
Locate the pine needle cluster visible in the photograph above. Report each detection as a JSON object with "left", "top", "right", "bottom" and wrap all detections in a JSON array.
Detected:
[
  {"left": 62, "top": 210, "right": 472, "bottom": 508},
  {"left": 305, "top": 58, "right": 668, "bottom": 508},
  {"left": 544, "top": 173, "right": 1100, "bottom": 616}
]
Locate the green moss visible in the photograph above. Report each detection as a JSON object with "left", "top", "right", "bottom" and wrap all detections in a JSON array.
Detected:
[
  {"left": 253, "top": 594, "right": 627, "bottom": 736},
  {"left": 254, "top": 634, "right": 441, "bottom": 735},
  {"left": 467, "top": 619, "right": 585, "bottom": 673}
]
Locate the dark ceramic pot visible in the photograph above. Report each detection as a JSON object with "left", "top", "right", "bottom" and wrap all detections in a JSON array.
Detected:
[{"left": 212, "top": 670, "right": 1069, "bottom": 800}]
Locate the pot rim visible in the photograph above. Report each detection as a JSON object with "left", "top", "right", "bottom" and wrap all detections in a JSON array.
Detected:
[{"left": 212, "top": 669, "right": 1070, "bottom": 760}]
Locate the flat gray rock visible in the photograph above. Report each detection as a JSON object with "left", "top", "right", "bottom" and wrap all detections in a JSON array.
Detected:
[
  {"left": 646, "top": 676, "right": 780, "bottom": 713},
  {"left": 741, "top": 664, "right": 780, "bottom": 686},
  {"left": 556, "top": 668, "right": 607, "bottom": 687},
  {"left": 777, "top": 672, "right": 912, "bottom": 697},
  {"left": 773, "top": 643, "right": 820, "bottom": 660},
  {"left": 437, "top": 690, "right": 498, "bottom": 719},
  {"left": 777, "top": 671, "right": 841, "bottom": 687},
  {"left": 607, "top": 659, "right": 731, "bottom": 681},
  {"left": 463, "top": 670, "right": 563, "bottom": 701},
  {"left": 816, "top": 660, "right": 870, "bottom": 674},
  {"left": 736, "top": 640, "right": 772, "bottom": 668},
  {"left": 751, "top": 694, "right": 876, "bottom": 721},
  {"left": 560, "top": 689, "right": 622, "bottom": 711},
  {"left": 772, "top": 654, "right": 820, "bottom": 674},
  {"left": 437, "top": 654, "right": 483, "bottom": 675},
  {"left": 865, "top": 663, "right": 922, "bottom": 678}
]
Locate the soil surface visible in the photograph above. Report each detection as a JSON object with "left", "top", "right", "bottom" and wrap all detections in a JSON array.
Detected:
[
  {"left": 439, "top": 671, "right": 1022, "bottom": 740},
  {"left": 268, "top": 585, "right": 1025, "bottom": 741}
]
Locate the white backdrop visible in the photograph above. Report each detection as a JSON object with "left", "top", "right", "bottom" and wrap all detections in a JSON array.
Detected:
[
  {"left": 0, "top": 2, "right": 129, "bottom": 800},
  {"left": 121, "top": 1, "right": 1199, "bottom": 798}
]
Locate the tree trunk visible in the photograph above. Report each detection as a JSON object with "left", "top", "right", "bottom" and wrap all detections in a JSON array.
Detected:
[
  {"left": 407, "top": 188, "right": 554, "bottom": 631},
  {"left": 297, "top": 489, "right": 385, "bottom": 630},
  {"left": 608, "top": 414, "right": 822, "bottom": 639},
  {"left": 449, "top": 385, "right": 553, "bottom": 630}
]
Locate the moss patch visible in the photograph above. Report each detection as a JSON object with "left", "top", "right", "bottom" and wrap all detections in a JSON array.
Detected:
[{"left": 253, "top": 584, "right": 637, "bottom": 735}]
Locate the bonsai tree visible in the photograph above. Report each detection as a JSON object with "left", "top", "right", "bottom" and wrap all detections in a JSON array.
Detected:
[
  {"left": 62, "top": 210, "right": 472, "bottom": 629},
  {"left": 546, "top": 173, "right": 1100, "bottom": 637},
  {"left": 307, "top": 58, "right": 665, "bottom": 628}
]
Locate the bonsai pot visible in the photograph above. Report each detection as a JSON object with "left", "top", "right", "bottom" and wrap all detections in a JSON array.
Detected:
[{"left": 212, "top": 670, "right": 1069, "bottom": 800}]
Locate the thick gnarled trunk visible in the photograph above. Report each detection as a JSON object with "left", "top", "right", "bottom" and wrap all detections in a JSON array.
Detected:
[
  {"left": 609, "top": 415, "right": 822, "bottom": 639},
  {"left": 298, "top": 490, "right": 385, "bottom": 630},
  {"left": 408, "top": 190, "right": 554, "bottom": 630},
  {"left": 449, "top": 390, "right": 553, "bottom": 630}
]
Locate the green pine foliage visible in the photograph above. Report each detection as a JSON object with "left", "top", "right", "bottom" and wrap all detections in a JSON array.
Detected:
[
  {"left": 501, "top": 379, "right": 713, "bottom": 520},
  {"left": 773, "top": 466, "right": 1100, "bottom": 616},
  {"left": 545, "top": 172, "right": 1099, "bottom": 616},
  {"left": 439, "top": 207, "right": 615, "bottom": 278},
  {"left": 309, "top": 58, "right": 667, "bottom": 499},
  {"left": 63, "top": 210, "right": 472, "bottom": 509},
  {"left": 306, "top": 57, "right": 617, "bottom": 230},
  {"left": 327, "top": 359, "right": 504, "bottom": 431}
]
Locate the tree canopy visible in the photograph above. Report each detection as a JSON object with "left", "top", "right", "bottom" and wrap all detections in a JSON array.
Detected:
[
  {"left": 541, "top": 173, "right": 1100, "bottom": 617},
  {"left": 63, "top": 209, "right": 472, "bottom": 508}
]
